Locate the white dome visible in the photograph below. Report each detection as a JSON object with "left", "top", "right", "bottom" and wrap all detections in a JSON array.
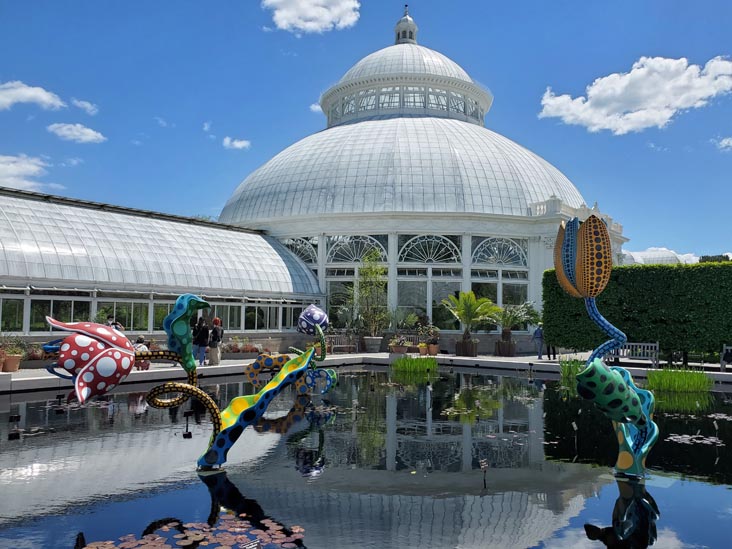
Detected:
[
  {"left": 219, "top": 116, "right": 586, "bottom": 225},
  {"left": 338, "top": 44, "right": 473, "bottom": 85}
]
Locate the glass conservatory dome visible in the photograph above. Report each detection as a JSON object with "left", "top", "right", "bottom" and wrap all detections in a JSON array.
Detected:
[{"left": 220, "top": 7, "right": 585, "bottom": 227}]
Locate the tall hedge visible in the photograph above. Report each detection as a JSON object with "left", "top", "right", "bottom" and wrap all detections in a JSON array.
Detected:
[{"left": 542, "top": 262, "right": 732, "bottom": 356}]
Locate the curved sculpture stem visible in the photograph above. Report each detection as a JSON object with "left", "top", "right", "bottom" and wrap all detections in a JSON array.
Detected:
[{"left": 584, "top": 297, "right": 627, "bottom": 366}]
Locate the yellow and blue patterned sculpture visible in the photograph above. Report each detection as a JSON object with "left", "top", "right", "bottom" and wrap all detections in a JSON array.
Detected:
[{"left": 555, "top": 215, "right": 658, "bottom": 477}]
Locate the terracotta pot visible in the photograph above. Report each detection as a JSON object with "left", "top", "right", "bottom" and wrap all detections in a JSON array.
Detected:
[
  {"left": 3, "top": 354, "right": 22, "bottom": 372},
  {"left": 390, "top": 345, "right": 408, "bottom": 354},
  {"left": 428, "top": 344, "right": 440, "bottom": 356}
]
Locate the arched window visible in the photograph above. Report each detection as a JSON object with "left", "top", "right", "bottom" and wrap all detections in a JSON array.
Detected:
[
  {"left": 399, "top": 235, "right": 461, "bottom": 263},
  {"left": 401, "top": 30, "right": 407, "bottom": 39},
  {"left": 326, "top": 235, "right": 387, "bottom": 263},
  {"left": 408, "top": 31, "right": 413, "bottom": 39},
  {"left": 282, "top": 237, "right": 317, "bottom": 264},
  {"left": 472, "top": 237, "right": 528, "bottom": 266}
]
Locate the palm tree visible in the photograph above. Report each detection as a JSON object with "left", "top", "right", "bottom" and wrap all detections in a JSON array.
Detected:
[
  {"left": 485, "top": 301, "right": 541, "bottom": 356},
  {"left": 442, "top": 291, "right": 502, "bottom": 341}
]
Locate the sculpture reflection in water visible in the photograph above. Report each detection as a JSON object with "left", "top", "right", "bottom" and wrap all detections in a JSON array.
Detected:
[
  {"left": 584, "top": 477, "right": 660, "bottom": 548},
  {"left": 74, "top": 470, "right": 307, "bottom": 549},
  {"left": 554, "top": 216, "right": 659, "bottom": 479},
  {"left": 43, "top": 294, "right": 336, "bottom": 470}
]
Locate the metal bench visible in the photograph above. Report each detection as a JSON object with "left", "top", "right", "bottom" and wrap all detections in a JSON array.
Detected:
[
  {"left": 610, "top": 341, "right": 659, "bottom": 368},
  {"left": 325, "top": 333, "right": 358, "bottom": 354}
]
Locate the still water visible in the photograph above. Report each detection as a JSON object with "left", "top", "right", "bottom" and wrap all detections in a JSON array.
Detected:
[{"left": 0, "top": 368, "right": 731, "bottom": 548}]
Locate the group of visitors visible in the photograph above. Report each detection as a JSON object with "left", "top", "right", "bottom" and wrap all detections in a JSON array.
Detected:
[{"left": 192, "top": 316, "right": 224, "bottom": 367}]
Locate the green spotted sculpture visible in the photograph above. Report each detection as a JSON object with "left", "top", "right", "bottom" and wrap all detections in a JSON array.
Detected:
[{"left": 554, "top": 216, "right": 658, "bottom": 477}]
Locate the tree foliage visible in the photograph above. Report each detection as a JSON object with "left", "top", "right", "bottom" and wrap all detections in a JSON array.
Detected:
[
  {"left": 542, "top": 263, "right": 732, "bottom": 356},
  {"left": 356, "top": 249, "right": 389, "bottom": 336},
  {"left": 442, "top": 291, "right": 501, "bottom": 340}
]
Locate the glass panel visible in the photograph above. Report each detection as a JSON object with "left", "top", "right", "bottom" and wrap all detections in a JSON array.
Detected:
[
  {"left": 132, "top": 302, "right": 149, "bottom": 331},
  {"left": 431, "top": 281, "right": 461, "bottom": 330},
  {"left": 1, "top": 299, "right": 23, "bottom": 331},
  {"left": 327, "top": 281, "right": 353, "bottom": 329},
  {"left": 245, "top": 306, "right": 257, "bottom": 330},
  {"left": 72, "top": 301, "right": 90, "bottom": 322},
  {"left": 449, "top": 91, "right": 465, "bottom": 113},
  {"left": 399, "top": 235, "right": 460, "bottom": 263},
  {"left": 397, "top": 280, "right": 427, "bottom": 320},
  {"left": 379, "top": 87, "right": 400, "bottom": 109},
  {"left": 30, "top": 299, "right": 51, "bottom": 331},
  {"left": 343, "top": 94, "right": 356, "bottom": 115},
  {"left": 358, "top": 89, "right": 376, "bottom": 111},
  {"left": 228, "top": 305, "right": 242, "bottom": 330},
  {"left": 96, "top": 302, "right": 115, "bottom": 324},
  {"left": 404, "top": 86, "right": 425, "bottom": 108},
  {"left": 472, "top": 282, "right": 498, "bottom": 332},
  {"left": 153, "top": 303, "right": 171, "bottom": 331},
  {"left": 428, "top": 88, "right": 448, "bottom": 110},
  {"left": 53, "top": 300, "right": 72, "bottom": 323},
  {"left": 503, "top": 283, "right": 528, "bottom": 305},
  {"left": 116, "top": 302, "right": 132, "bottom": 330}
]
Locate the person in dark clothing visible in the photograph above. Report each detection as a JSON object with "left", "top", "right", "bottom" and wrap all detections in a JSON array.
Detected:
[{"left": 192, "top": 317, "right": 209, "bottom": 366}]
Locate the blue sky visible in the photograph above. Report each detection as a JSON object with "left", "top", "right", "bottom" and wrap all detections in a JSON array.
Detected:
[{"left": 1, "top": 0, "right": 731, "bottom": 257}]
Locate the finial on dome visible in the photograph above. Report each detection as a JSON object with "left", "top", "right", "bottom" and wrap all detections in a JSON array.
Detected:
[{"left": 395, "top": 5, "right": 418, "bottom": 45}]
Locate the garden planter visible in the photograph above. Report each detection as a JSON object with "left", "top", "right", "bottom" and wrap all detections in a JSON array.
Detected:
[
  {"left": 390, "top": 345, "right": 408, "bottom": 354},
  {"left": 428, "top": 344, "right": 440, "bottom": 356},
  {"left": 418, "top": 346, "right": 428, "bottom": 356},
  {"left": 362, "top": 336, "right": 383, "bottom": 353},
  {"left": 3, "top": 354, "right": 22, "bottom": 372},
  {"left": 455, "top": 340, "right": 478, "bottom": 357},
  {"left": 495, "top": 341, "right": 516, "bottom": 357}
]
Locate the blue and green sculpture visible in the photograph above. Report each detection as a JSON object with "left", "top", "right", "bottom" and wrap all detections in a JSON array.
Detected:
[{"left": 554, "top": 215, "right": 659, "bottom": 477}]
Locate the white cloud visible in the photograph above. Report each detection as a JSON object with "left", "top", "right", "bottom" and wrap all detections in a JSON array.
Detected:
[
  {"left": 262, "top": 0, "right": 360, "bottom": 34},
  {"left": 71, "top": 98, "right": 98, "bottom": 115},
  {"left": 47, "top": 123, "right": 107, "bottom": 144},
  {"left": 60, "top": 157, "right": 83, "bottom": 167},
  {"left": 0, "top": 154, "right": 64, "bottom": 191},
  {"left": 223, "top": 136, "right": 251, "bottom": 150},
  {"left": 154, "top": 116, "right": 171, "bottom": 128},
  {"left": 309, "top": 103, "right": 323, "bottom": 113},
  {"left": 203, "top": 121, "right": 212, "bottom": 132},
  {"left": 713, "top": 136, "right": 732, "bottom": 151},
  {"left": 262, "top": 25, "right": 273, "bottom": 32},
  {"left": 131, "top": 139, "right": 143, "bottom": 146},
  {"left": 0, "top": 80, "right": 66, "bottom": 111},
  {"left": 539, "top": 56, "right": 732, "bottom": 135}
]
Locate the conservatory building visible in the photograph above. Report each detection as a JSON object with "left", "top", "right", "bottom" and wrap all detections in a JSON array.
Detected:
[{"left": 220, "top": 9, "right": 626, "bottom": 337}]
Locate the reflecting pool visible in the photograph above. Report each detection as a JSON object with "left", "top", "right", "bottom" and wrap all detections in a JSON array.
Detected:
[{"left": 1, "top": 369, "right": 731, "bottom": 548}]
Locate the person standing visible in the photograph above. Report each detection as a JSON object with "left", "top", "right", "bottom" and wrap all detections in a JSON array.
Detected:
[
  {"left": 532, "top": 323, "right": 544, "bottom": 360},
  {"left": 192, "top": 317, "right": 210, "bottom": 366},
  {"left": 106, "top": 314, "right": 124, "bottom": 331},
  {"left": 133, "top": 336, "right": 151, "bottom": 371},
  {"left": 209, "top": 317, "right": 224, "bottom": 366}
]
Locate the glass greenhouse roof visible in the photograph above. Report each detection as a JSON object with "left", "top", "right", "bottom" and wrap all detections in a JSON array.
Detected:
[
  {"left": 0, "top": 191, "right": 321, "bottom": 297},
  {"left": 338, "top": 44, "right": 474, "bottom": 85},
  {"left": 220, "top": 116, "right": 586, "bottom": 225}
]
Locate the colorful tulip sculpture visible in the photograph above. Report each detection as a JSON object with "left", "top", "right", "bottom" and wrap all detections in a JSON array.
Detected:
[{"left": 554, "top": 215, "right": 658, "bottom": 477}]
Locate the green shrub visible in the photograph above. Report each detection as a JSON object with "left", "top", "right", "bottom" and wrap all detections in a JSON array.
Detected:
[
  {"left": 542, "top": 263, "right": 732, "bottom": 360},
  {"left": 390, "top": 356, "right": 437, "bottom": 385},
  {"left": 652, "top": 391, "right": 714, "bottom": 414}
]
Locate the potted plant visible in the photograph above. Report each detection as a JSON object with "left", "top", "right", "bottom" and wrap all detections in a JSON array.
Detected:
[
  {"left": 485, "top": 302, "right": 541, "bottom": 357},
  {"left": 442, "top": 291, "right": 501, "bottom": 357},
  {"left": 389, "top": 336, "right": 408, "bottom": 354},
  {"left": 418, "top": 322, "right": 441, "bottom": 355},
  {"left": 417, "top": 342, "right": 429, "bottom": 356},
  {"left": 1, "top": 339, "right": 26, "bottom": 372},
  {"left": 352, "top": 249, "right": 390, "bottom": 352}
]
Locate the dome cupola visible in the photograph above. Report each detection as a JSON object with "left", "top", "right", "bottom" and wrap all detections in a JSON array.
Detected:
[{"left": 394, "top": 4, "right": 418, "bottom": 44}]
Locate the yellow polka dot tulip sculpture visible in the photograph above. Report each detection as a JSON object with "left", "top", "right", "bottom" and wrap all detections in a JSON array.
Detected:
[{"left": 554, "top": 216, "right": 658, "bottom": 478}]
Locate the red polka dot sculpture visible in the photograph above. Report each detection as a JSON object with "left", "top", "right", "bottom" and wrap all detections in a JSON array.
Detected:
[{"left": 45, "top": 317, "right": 136, "bottom": 404}]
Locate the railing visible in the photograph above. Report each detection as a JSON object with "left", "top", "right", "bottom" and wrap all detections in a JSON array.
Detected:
[{"left": 610, "top": 341, "right": 659, "bottom": 368}]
